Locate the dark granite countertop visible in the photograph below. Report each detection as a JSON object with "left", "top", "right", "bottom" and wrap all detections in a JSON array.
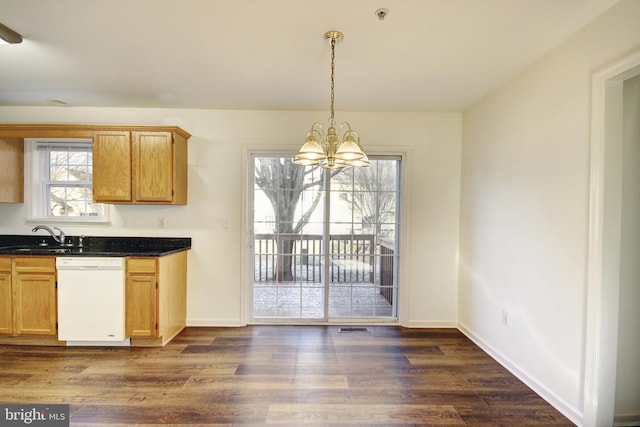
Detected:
[{"left": 0, "top": 235, "right": 191, "bottom": 257}]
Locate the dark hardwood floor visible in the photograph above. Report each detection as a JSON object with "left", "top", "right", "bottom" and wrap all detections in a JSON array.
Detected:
[{"left": 0, "top": 326, "right": 575, "bottom": 426}]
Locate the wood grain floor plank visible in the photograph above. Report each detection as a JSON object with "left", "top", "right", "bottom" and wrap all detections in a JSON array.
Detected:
[
  {"left": 266, "top": 403, "right": 466, "bottom": 425},
  {"left": 454, "top": 404, "right": 575, "bottom": 426},
  {"left": 0, "top": 326, "right": 575, "bottom": 426},
  {"left": 301, "top": 388, "right": 488, "bottom": 407},
  {"left": 82, "top": 362, "right": 239, "bottom": 376},
  {"left": 184, "top": 374, "right": 349, "bottom": 390},
  {"left": 73, "top": 403, "right": 270, "bottom": 425}
]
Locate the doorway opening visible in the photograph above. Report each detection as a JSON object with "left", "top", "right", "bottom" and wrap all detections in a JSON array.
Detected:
[{"left": 584, "top": 50, "right": 640, "bottom": 427}]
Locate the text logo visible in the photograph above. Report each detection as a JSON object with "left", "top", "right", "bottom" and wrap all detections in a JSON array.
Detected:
[{"left": 0, "top": 405, "right": 69, "bottom": 426}]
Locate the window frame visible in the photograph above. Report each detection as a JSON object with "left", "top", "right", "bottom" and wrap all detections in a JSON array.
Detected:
[
  {"left": 249, "top": 153, "right": 402, "bottom": 321},
  {"left": 24, "top": 138, "right": 110, "bottom": 225}
]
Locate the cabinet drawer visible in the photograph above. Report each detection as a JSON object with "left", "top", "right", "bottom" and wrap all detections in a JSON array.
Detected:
[
  {"left": 0, "top": 257, "right": 10, "bottom": 272},
  {"left": 127, "top": 257, "right": 157, "bottom": 274},
  {"left": 12, "top": 257, "right": 55, "bottom": 273}
]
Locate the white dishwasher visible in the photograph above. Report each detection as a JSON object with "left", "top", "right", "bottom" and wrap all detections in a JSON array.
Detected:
[{"left": 56, "top": 257, "right": 129, "bottom": 346}]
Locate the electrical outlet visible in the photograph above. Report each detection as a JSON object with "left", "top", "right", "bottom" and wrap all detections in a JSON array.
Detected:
[
  {"left": 122, "top": 216, "right": 128, "bottom": 227},
  {"left": 223, "top": 218, "right": 230, "bottom": 229},
  {"left": 159, "top": 217, "right": 166, "bottom": 228},
  {"left": 502, "top": 309, "right": 509, "bottom": 326}
]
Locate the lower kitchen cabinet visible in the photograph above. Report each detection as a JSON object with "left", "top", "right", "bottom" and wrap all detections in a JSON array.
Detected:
[
  {"left": 126, "top": 258, "right": 158, "bottom": 338},
  {"left": 0, "top": 250, "right": 187, "bottom": 346},
  {"left": 126, "top": 251, "right": 187, "bottom": 346},
  {"left": 0, "top": 257, "right": 57, "bottom": 337},
  {"left": 0, "top": 257, "right": 12, "bottom": 335}
]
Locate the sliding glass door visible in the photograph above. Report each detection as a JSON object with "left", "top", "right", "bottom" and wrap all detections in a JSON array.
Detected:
[{"left": 251, "top": 155, "right": 400, "bottom": 321}]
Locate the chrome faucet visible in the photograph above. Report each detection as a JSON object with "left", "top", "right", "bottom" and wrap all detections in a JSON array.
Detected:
[{"left": 32, "top": 225, "right": 66, "bottom": 246}]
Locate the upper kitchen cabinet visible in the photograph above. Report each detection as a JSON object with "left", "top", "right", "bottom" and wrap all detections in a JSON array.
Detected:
[
  {"left": 0, "top": 124, "right": 190, "bottom": 206},
  {"left": 0, "top": 138, "right": 24, "bottom": 203},
  {"left": 94, "top": 129, "right": 189, "bottom": 205},
  {"left": 135, "top": 131, "right": 188, "bottom": 204},
  {"left": 93, "top": 131, "right": 132, "bottom": 202}
]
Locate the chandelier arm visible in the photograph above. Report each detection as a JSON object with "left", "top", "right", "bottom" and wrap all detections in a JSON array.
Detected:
[
  {"left": 307, "top": 122, "right": 324, "bottom": 139},
  {"left": 338, "top": 122, "right": 353, "bottom": 136},
  {"left": 337, "top": 123, "right": 360, "bottom": 144},
  {"left": 308, "top": 123, "right": 325, "bottom": 147},
  {"left": 344, "top": 129, "right": 360, "bottom": 144},
  {"left": 338, "top": 122, "right": 350, "bottom": 131},
  {"left": 309, "top": 121, "right": 324, "bottom": 133}
]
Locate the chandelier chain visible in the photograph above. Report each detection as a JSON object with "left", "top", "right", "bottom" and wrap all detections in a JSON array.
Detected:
[{"left": 330, "top": 36, "right": 336, "bottom": 122}]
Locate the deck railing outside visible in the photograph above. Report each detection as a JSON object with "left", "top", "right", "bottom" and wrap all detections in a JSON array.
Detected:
[
  {"left": 379, "top": 237, "right": 395, "bottom": 305},
  {"left": 254, "top": 234, "right": 395, "bottom": 297},
  {"left": 254, "top": 233, "right": 379, "bottom": 283},
  {"left": 254, "top": 233, "right": 397, "bottom": 316}
]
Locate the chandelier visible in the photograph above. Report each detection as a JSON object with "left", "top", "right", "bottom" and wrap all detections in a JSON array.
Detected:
[{"left": 294, "top": 31, "right": 369, "bottom": 169}]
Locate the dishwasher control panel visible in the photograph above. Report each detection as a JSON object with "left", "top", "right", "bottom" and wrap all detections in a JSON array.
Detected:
[{"left": 56, "top": 257, "right": 124, "bottom": 270}]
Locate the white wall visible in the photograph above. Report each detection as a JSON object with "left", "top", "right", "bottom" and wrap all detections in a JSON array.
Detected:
[
  {"left": 458, "top": 0, "right": 640, "bottom": 423},
  {"left": 0, "top": 107, "right": 461, "bottom": 327},
  {"left": 616, "top": 73, "right": 640, "bottom": 420}
]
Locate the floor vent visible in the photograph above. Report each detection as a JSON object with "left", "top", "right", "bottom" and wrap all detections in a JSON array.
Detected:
[{"left": 339, "top": 327, "right": 369, "bottom": 333}]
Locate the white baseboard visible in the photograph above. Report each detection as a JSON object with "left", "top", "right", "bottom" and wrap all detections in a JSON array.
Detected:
[
  {"left": 614, "top": 413, "right": 640, "bottom": 426},
  {"left": 402, "top": 320, "right": 458, "bottom": 328},
  {"left": 457, "top": 322, "right": 582, "bottom": 426},
  {"left": 65, "top": 338, "right": 131, "bottom": 347},
  {"left": 187, "top": 319, "right": 460, "bottom": 328},
  {"left": 187, "top": 319, "right": 246, "bottom": 327}
]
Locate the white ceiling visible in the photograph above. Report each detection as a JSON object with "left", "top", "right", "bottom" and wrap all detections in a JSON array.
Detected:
[{"left": 0, "top": 0, "right": 620, "bottom": 112}]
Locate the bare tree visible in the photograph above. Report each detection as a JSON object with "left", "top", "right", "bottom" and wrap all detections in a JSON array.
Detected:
[
  {"left": 49, "top": 150, "right": 91, "bottom": 216},
  {"left": 332, "top": 161, "right": 397, "bottom": 235},
  {"left": 254, "top": 157, "right": 324, "bottom": 281},
  {"left": 254, "top": 158, "right": 395, "bottom": 281}
]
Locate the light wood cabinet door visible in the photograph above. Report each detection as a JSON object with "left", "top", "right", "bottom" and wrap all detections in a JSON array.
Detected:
[
  {"left": 133, "top": 131, "right": 174, "bottom": 203},
  {"left": 126, "top": 273, "right": 158, "bottom": 338},
  {"left": 13, "top": 275, "right": 57, "bottom": 336},
  {"left": 12, "top": 257, "right": 57, "bottom": 336},
  {"left": 0, "top": 138, "right": 24, "bottom": 203},
  {"left": 126, "top": 254, "right": 187, "bottom": 346},
  {"left": 0, "top": 258, "right": 12, "bottom": 335},
  {"left": 93, "top": 131, "right": 132, "bottom": 202}
]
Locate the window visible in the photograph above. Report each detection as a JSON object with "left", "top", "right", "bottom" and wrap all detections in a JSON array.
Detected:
[{"left": 25, "top": 139, "right": 108, "bottom": 223}]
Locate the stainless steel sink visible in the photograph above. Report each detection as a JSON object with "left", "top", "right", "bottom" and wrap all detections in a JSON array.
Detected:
[
  {"left": 15, "top": 247, "right": 72, "bottom": 254},
  {"left": 0, "top": 245, "right": 75, "bottom": 254}
]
